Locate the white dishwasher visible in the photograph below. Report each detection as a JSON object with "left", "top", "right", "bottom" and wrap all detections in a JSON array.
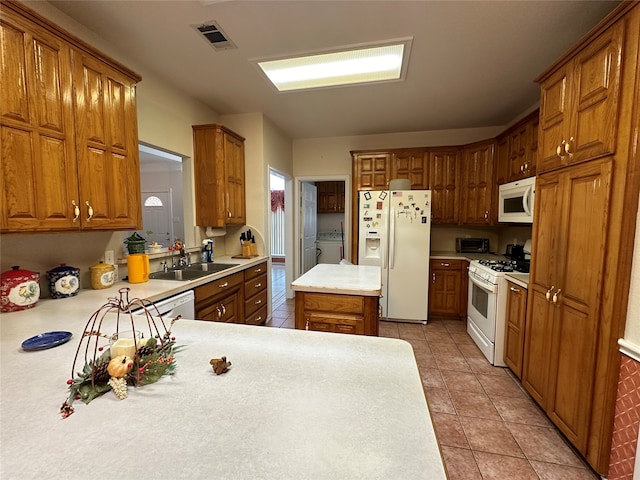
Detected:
[{"left": 142, "top": 290, "right": 195, "bottom": 320}]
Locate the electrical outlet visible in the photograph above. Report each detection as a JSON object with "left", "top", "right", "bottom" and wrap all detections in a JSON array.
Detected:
[{"left": 104, "top": 250, "right": 115, "bottom": 265}]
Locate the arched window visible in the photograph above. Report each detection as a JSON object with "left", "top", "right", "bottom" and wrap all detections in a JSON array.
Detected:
[{"left": 144, "top": 195, "right": 163, "bottom": 207}]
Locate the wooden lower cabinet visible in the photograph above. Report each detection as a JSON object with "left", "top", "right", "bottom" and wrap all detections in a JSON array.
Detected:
[
  {"left": 428, "top": 259, "right": 468, "bottom": 320},
  {"left": 195, "top": 272, "right": 244, "bottom": 323},
  {"left": 504, "top": 281, "right": 527, "bottom": 379},
  {"left": 244, "top": 262, "right": 268, "bottom": 325},
  {"left": 194, "top": 261, "right": 269, "bottom": 325},
  {"left": 294, "top": 291, "right": 379, "bottom": 336}
]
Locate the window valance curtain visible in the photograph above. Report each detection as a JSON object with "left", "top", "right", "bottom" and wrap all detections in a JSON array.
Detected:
[{"left": 271, "top": 190, "right": 285, "bottom": 212}]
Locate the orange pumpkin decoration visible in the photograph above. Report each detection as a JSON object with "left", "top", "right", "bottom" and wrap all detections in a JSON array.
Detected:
[{"left": 107, "top": 355, "right": 133, "bottom": 378}]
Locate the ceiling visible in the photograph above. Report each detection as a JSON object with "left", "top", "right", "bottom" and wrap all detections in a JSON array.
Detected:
[{"left": 48, "top": 0, "right": 620, "bottom": 140}]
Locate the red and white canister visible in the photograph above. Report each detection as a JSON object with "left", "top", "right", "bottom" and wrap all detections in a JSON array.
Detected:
[{"left": 0, "top": 266, "right": 41, "bottom": 312}]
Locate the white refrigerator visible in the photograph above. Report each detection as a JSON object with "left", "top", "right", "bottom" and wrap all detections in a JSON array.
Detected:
[{"left": 358, "top": 190, "right": 431, "bottom": 323}]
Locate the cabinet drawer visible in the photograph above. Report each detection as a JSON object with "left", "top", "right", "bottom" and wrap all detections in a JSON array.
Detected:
[
  {"left": 198, "top": 291, "right": 242, "bottom": 323},
  {"left": 244, "top": 261, "right": 267, "bottom": 281},
  {"left": 244, "top": 273, "right": 267, "bottom": 298},
  {"left": 246, "top": 305, "right": 267, "bottom": 326},
  {"left": 304, "top": 312, "right": 364, "bottom": 335},
  {"left": 430, "top": 259, "right": 464, "bottom": 270},
  {"left": 303, "top": 293, "right": 364, "bottom": 314},
  {"left": 245, "top": 289, "right": 268, "bottom": 317},
  {"left": 195, "top": 271, "right": 243, "bottom": 304}
]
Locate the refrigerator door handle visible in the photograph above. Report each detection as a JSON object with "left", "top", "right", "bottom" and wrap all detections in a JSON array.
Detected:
[{"left": 389, "top": 207, "right": 396, "bottom": 270}]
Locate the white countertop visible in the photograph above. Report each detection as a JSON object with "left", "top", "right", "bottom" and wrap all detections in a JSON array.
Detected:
[
  {"left": 291, "top": 264, "right": 382, "bottom": 296},
  {"left": 505, "top": 273, "right": 530, "bottom": 289},
  {"left": 430, "top": 251, "right": 506, "bottom": 261},
  {"left": 0, "top": 313, "right": 445, "bottom": 479}
]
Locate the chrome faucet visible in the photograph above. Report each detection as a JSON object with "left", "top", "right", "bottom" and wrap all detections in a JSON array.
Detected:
[{"left": 160, "top": 261, "right": 169, "bottom": 273}]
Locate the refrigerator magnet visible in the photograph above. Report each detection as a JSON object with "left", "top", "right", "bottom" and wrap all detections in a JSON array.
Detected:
[
  {"left": 379, "top": 192, "right": 387, "bottom": 200},
  {"left": 364, "top": 192, "right": 371, "bottom": 200}
]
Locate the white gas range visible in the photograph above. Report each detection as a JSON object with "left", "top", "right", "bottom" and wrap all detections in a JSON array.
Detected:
[{"left": 467, "top": 259, "right": 530, "bottom": 367}]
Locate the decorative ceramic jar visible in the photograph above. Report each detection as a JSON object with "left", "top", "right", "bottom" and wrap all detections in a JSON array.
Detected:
[
  {"left": 47, "top": 264, "right": 80, "bottom": 299},
  {"left": 124, "top": 232, "right": 147, "bottom": 254},
  {"left": 89, "top": 261, "right": 116, "bottom": 290},
  {"left": 0, "top": 266, "right": 41, "bottom": 312}
]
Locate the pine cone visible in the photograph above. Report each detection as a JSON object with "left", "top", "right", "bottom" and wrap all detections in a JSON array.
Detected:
[
  {"left": 136, "top": 345, "right": 154, "bottom": 358},
  {"left": 92, "top": 362, "right": 110, "bottom": 383}
]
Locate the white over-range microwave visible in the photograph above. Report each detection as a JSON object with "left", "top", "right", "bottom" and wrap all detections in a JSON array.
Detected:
[{"left": 498, "top": 176, "right": 535, "bottom": 223}]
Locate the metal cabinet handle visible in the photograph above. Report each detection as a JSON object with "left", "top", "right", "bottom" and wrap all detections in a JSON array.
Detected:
[
  {"left": 552, "top": 289, "right": 562, "bottom": 304},
  {"left": 255, "top": 268, "right": 263, "bottom": 273},
  {"left": 545, "top": 286, "right": 555, "bottom": 301},
  {"left": 509, "top": 286, "right": 521, "bottom": 293},
  {"left": 85, "top": 201, "right": 94, "bottom": 222},
  {"left": 255, "top": 316, "right": 262, "bottom": 323},
  {"left": 254, "top": 282, "right": 262, "bottom": 288},
  {"left": 72, "top": 200, "right": 80, "bottom": 222},
  {"left": 216, "top": 307, "right": 221, "bottom": 319},
  {"left": 484, "top": 210, "right": 489, "bottom": 220},
  {"left": 305, "top": 319, "right": 310, "bottom": 330},
  {"left": 432, "top": 273, "right": 436, "bottom": 283},
  {"left": 564, "top": 137, "right": 574, "bottom": 157},
  {"left": 219, "top": 282, "right": 229, "bottom": 288},
  {"left": 221, "top": 304, "right": 226, "bottom": 316},
  {"left": 255, "top": 299, "right": 262, "bottom": 305},
  {"left": 556, "top": 143, "right": 565, "bottom": 159}
]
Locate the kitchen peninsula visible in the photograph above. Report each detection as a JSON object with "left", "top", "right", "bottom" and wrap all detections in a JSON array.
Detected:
[
  {"left": 0, "top": 302, "right": 445, "bottom": 479},
  {"left": 291, "top": 264, "right": 382, "bottom": 335}
]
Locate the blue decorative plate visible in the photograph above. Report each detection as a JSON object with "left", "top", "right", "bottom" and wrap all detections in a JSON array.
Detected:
[{"left": 21, "top": 331, "right": 72, "bottom": 351}]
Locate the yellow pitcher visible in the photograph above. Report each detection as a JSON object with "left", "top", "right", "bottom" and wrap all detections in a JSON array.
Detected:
[{"left": 127, "top": 253, "right": 149, "bottom": 283}]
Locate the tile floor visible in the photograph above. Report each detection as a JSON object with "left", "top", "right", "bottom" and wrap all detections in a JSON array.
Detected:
[{"left": 267, "top": 271, "right": 600, "bottom": 479}]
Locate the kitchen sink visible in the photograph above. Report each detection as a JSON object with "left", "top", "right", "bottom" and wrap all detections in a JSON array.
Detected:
[
  {"left": 148, "top": 263, "right": 239, "bottom": 281},
  {"left": 183, "top": 262, "right": 239, "bottom": 273}
]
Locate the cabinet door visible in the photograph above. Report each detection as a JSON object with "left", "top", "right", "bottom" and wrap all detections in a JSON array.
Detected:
[
  {"left": 545, "top": 159, "right": 612, "bottom": 451},
  {"left": 429, "top": 261, "right": 462, "bottom": 317},
  {"left": 224, "top": 131, "right": 246, "bottom": 225},
  {"left": 1, "top": 12, "right": 78, "bottom": 231},
  {"left": 460, "top": 141, "right": 494, "bottom": 225},
  {"left": 504, "top": 282, "right": 527, "bottom": 379},
  {"left": 353, "top": 152, "right": 390, "bottom": 190},
  {"left": 537, "top": 22, "right": 623, "bottom": 173},
  {"left": 508, "top": 122, "right": 529, "bottom": 180},
  {"left": 73, "top": 51, "right": 141, "bottom": 229},
  {"left": 495, "top": 135, "right": 510, "bottom": 186},
  {"left": 428, "top": 149, "right": 460, "bottom": 224},
  {"left": 391, "top": 149, "right": 427, "bottom": 189}
]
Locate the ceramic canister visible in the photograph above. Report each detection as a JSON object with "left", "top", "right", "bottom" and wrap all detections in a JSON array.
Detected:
[
  {"left": 47, "top": 264, "right": 80, "bottom": 299},
  {"left": 127, "top": 253, "right": 149, "bottom": 283},
  {"left": 89, "top": 261, "right": 116, "bottom": 290},
  {"left": 0, "top": 266, "right": 41, "bottom": 312}
]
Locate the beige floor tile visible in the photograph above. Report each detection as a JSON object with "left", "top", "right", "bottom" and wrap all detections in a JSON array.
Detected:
[
  {"left": 459, "top": 416, "right": 524, "bottom": 457},
  {"left": 424, "top": 386, "right": 456, "bottom": 414},
  {"left": 433, "top": 353, "right": 472, "bottom": 372},
  {"left": 432, "top": 412, "right": 470, "bottom": 448},
  {"left": 440, "top": 370, "right": 484, "bottom": 393},
  {"left": 419, "top": 367, "right": 445, "bottom": 388},
  {"left": 429, "top": 341, "right": 462, "bottom": 355},
  {"left": 473, "top": 451, "right": 539, "bottom": 480},
  {"left": 507, "top": 423, "right": 584, "bottom": 467},
  {"left": 440, "top": 446, "right": 483, "bottom": 480},
  {"left": 530, "top": 460, "right": 599, "bottom": 479},
  {"left": 449, "top": 389, "right": 502, "bottom": 421},
  {"left": 477, "top": 373, "right": 526, "bottom": 398},
  {"left": 490, "top": 395, "right": 551, "bottom": 427}
]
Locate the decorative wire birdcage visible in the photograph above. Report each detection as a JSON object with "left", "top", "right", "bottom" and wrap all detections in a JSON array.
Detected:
[{"left": 60, "top": 288, "right": 181, "bottom": 418}]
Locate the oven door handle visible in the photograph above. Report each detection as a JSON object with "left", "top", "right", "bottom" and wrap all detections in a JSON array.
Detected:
[{"left": 469, "top": 273, "right": 497, "bottom": 294}]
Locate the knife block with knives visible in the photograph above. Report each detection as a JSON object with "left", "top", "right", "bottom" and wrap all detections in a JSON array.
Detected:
[{"left": 232, "top": 229, "right": 259, "bottom": 259}]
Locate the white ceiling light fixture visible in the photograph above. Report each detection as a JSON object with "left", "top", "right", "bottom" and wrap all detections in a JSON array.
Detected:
[{"left": 254, "top": 38, "right": 412, "bottom": 92}]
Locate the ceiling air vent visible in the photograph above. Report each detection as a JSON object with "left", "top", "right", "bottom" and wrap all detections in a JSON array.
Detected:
[{"left": 192, "top": 21, "right": 236, "bottom": 50}]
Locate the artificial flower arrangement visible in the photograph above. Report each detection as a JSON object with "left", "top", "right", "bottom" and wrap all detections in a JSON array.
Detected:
[{"left": 60, "top": 288, "right": 181, "bottom": 418}]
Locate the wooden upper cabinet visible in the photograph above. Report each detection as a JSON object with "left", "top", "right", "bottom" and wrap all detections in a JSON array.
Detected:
[
  {"left": 496, "top": 110, "right": 539, "bottom": 185},
  {"left": 428, "top": 148, "right": 460, "bottom": 225},
  {"left": 1, "top": 10, "right": 78, "bottom": 231},
  {"left": 537, "top": 22, "right": 623, "bottom": 173},
  {"left": 460, "top": 140, "right": 495, "bottom": 225},
  {"left": 317, "top": 181, "right": 345, "bottom": 213},
  {"left": 352, "top": 151, "right": 390, "bottom": 191},
  {"left": 193, "top": 124, "right": 246, "bottom": 227},
  {"left": 0, "top": 2, "right": 142, "bottom": 233},
  {"left": 73, "top": 52, "right": 141, "bottom": 229},
  {"left": 390, "top": 149, "right": 427, "bottom": 189}
]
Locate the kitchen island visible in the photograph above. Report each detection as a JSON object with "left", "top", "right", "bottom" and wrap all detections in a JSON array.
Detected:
[
  {"left": 0, "top": 307, "right": 446, "bottom": 479},
  {"left": 291, "top": 264, "right": 382, "bottom": 335}
]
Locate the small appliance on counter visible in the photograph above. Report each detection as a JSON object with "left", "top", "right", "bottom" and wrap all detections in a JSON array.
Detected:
[
  {"left": 456, "top": 238, "right": 490, "bottom": 253},
  {"left": 1, "top": 266, "right": 40, "bottom": 312},
  {"left": 47, "top": 264, "right": 80, "bottom": 299},
  {"left": 89, "top": 261, "right": 116, "bottom": 290}
]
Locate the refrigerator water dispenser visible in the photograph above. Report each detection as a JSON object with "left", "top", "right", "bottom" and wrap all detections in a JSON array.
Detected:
[{"left": 364, "top": 237, "right": 382, "bottom": 259}]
